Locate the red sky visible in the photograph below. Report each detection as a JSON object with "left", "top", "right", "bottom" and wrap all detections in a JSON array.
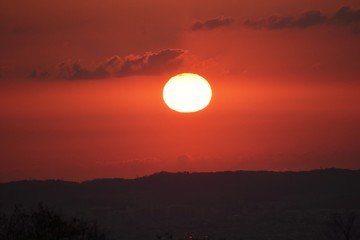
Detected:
[{"left": 0, "top": 0, "right": 360, "bottom": 181}]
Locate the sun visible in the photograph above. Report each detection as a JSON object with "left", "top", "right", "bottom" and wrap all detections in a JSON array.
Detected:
[{"left": 163, "top": 73, "right": 212, "bottom": 113}]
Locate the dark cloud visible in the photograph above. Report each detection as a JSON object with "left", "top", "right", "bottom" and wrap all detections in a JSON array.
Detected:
[
  {"left": 296, "top": 10, "right": 327, "bottom": 28},
  {"left": 28, "top": 70, "right": 50, "bottom": 79},
  {"left": 0, "top": 22, "right": 34, "bottom": 36},
  {"left": 96, "top": 56, "right": 123, "bottom": 76},
  {"left": 53, "top": 49, "right": 186, "bottom": 80},
  {"left": 191, "top": 17, "right": 234, "bottom": 31},
  {"left": 266, "top": 16, "right": 295, "bottom": 29},
  {"left": 245, "top": 10, "right": 327, "bottom": 29},
  {"left": 331, "top": 6, "right": 360, "bottom": 25},
  {"left": 244, "top": 6, "right": 359, "bottom": 30},
  {"left": 114, "top": 49, "right": 185, "bottom": 76},
  {"left": 56, "top": 61, "right": 108, "bottom": 80}
]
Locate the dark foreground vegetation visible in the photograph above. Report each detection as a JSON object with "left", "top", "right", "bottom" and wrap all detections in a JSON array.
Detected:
[
  {"left": 1, "top": 168, "right": 360, "bottom": 240},
  {"left": 0, "top": 204, "right": 108, "bottom": 240}
]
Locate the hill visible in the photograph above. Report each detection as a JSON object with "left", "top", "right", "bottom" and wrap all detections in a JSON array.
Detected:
[{"left": 1, "top": 169, "right": 360, "bottom": 240}]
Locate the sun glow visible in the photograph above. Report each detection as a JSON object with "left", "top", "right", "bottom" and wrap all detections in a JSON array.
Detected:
[{"left": 163, "top": 73, "right": 212, "bottom": 113}]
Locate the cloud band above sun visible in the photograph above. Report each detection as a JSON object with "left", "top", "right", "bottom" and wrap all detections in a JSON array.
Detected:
[
  {"left": 191, "top": 17, "right": 235, "bottom": 31},
  {"left": 191, "top": 6, "right": 360, "bottom": 32},
  {"left": 244, "top": 6, "right": 360, "bottom": 30},
  {"left": 28, "top": 49, "right": 187, "bottom": 80}
]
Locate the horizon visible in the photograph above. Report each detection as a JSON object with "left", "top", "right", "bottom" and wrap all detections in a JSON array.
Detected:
[{"left": 1, "top": 167, "right": 359, "bottom": 184}]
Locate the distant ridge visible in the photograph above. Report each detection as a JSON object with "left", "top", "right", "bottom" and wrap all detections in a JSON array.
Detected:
[
  {"left": 1, "top": 168, "right": 359, "bottom": 206},
  {"left": 1, "top": 168, "right": 359, "bottom": 240},
  {"left": 2, "top": 168, "right": 359, "bottom": 184}
]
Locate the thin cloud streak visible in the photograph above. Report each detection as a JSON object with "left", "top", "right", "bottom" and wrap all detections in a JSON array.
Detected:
[
  {"left": 33, "top": 49, "right": 186, "bottom": 80},
  {"left": 191, "top": 17, "right": 234, "bottom": 31},
  {"left": 244, "top": 6, "right": 360, "bottom": 30}
]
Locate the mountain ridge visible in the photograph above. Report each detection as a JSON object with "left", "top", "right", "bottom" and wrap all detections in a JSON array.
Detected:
[
  {"left": 1, "top": 168, "right": 359, "bottom": 184},
  {"left": 1, "top": 168, "right": 360, "bottom": 240}
]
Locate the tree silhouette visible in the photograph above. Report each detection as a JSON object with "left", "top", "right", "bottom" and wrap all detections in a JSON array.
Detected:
[
  {"left": 325, "top": 212, "right": 360, "bottom": 240},
  {"left": 0, "top": 208, "right": 7, "bottom": 239},
  {"left": 0, "top": 204, "right": 109, "bottom": 240}
]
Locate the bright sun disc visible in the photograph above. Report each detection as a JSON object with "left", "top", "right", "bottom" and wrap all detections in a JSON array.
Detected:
[{"left": 163, "top": 73, "right": 212, "bottom": 113}]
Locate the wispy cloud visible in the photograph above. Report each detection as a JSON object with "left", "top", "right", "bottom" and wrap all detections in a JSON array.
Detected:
[
  {"left": 191, "top": 17, "right": 234, "bottom": 31},
  {"left": 38, "top": 49, "right": 186, "bottom": 80},
  {"left": 244, "top": 6, "right": 360, "bottom": 31}
]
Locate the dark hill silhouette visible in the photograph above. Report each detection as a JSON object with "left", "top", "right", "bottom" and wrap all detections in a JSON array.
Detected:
[{"left": 1, "top": 169, "right": 360, "bottom": 240}]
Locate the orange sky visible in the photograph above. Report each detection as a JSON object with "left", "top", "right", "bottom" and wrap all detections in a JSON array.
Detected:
[{"left": 0, "top": 0, "right": 360, "bottom": 181}]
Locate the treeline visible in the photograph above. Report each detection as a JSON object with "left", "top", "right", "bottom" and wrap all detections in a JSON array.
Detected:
[
  {"left": 0, "top": 204, "right": 110, "bottom": 240},
  {"left": 0, "top": 204, "right": 359, "bottom": 240}
]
